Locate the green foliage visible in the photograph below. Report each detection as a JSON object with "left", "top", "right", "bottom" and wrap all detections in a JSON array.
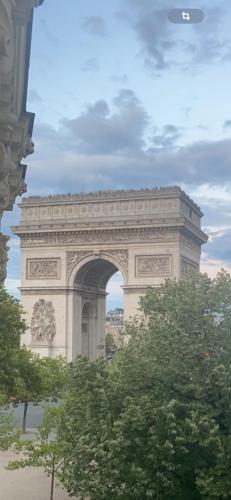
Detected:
[
  {"left": 105, "top": 332, "right": 117, "bottom": 355},
  {"left": 0, "top": 405, "right": 19, "bottom": 450},
  {"left": 7, "top": 407, "right": 64, "bottom": 500},
  {"left": 59, "top": 271, "right": 231, "bottom": 499},
  {"left": 38, "top": 356, "right": 68, "bottom": 399},
  {"left": 0, "top": 287, "right": 26, "bottom": 396},
  {"left": 11, "top": 349, "right": 67, "bottom": 433}
]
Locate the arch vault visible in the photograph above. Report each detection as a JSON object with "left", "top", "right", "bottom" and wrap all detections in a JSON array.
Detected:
[{"left": 12, "top": 187, "right": 207, "bottom": 361}]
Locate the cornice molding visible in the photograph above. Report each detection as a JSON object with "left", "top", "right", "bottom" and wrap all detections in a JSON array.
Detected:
[{"left": 12, "top": 223, "right": 208, "bottom": 247}]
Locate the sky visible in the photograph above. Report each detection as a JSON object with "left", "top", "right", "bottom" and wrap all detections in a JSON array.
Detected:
[{"left": 3, "top": 0, "right": 231, "bottom": 309}]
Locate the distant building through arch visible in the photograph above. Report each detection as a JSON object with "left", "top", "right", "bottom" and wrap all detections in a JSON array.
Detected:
[{"left": 12, "top": 187, "right": 208, "bottom": 361}]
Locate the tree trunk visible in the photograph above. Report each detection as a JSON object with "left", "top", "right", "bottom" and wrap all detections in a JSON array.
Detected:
[
  {"left": 50, "top": 469, "right": 55, "bottom": 500},
  {"left": 22, "top": 400, "right": 28, "bottom": 433}
]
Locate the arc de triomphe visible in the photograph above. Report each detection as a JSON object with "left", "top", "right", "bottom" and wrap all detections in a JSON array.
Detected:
[{"left": 13, "top": 187, "right": 207, "bottom": 361}]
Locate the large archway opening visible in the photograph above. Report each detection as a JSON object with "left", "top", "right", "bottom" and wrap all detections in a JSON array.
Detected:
[{"left": 73, "top": 258, "right": 124, "bottom": 360}]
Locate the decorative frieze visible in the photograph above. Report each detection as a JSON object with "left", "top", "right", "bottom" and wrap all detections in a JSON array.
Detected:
[
  {"left": 181, "top": 257, "right": 199, "bottom": 276},
  {"left": 136, "top": 255, "right": 172, "bottom": 276},
  {"left": 27, "top": 258, "right": 60, "bottom": 279},
  {"left": 31, "top": 298, "right": 56, "bottom": 343},
  {"left": 20, "top": 227, "right": 179, "bottom": 248}
]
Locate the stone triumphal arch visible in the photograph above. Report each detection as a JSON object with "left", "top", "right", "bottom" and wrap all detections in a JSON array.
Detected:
[{"left": 13, "top": 187, "right": 207, "bottom": 361}]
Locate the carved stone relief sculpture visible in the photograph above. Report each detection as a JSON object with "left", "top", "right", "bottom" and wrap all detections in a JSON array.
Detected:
[
  {"left": 67, "top": 251, "right": 92, "bottom": 276},
  {"left": 136, "top": 255, "right": 172, "bottom": 276},
  {"left": 27, "top": 258, "right": 60, "bottom": 279},
  {"left": 31, "top": 299, "right": 56, "bottom": 343}
]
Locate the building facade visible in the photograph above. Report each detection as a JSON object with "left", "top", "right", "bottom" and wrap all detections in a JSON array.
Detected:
[
  {"left": 0, "top": 0, "right": 44, "bottom": 282},
  {"left": 13, "top": 187, "right": 208, "bottom": 361}
]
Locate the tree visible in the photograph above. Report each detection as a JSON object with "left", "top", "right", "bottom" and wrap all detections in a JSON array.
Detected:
[
  {"left": 0, "top": 287, "right": 26, "bottom": 396},
  {"left": 0, "top": 396, "right": 18, "bottom": 450},
  {"left": 11, "top": 349, "right": 67, "bottom": 433},
  {"left": 7, "top": 407, "right": 64, "bottom": 500},
  {"left": 105, "top": 332, "right": 117, "bottom": 356},
  {"left": 58, "top": 271, "right": 231, "bottom": 499}
]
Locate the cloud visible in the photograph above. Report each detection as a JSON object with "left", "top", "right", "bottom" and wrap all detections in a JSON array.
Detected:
[
  {"left": 150, "top": 124, "right": 182, "bottom": 149},
  {"left": 110, "top": 74, "right": 128, "bottom": 83},
  {"left": 203, "top": 228, "right": 231, "bottom": 264},
  {"left": 27, "top": 89, "right": 43, "bottom": 104},
  {"left": 62, "top": 89, "right": 149, "bottom": 154},
  {"left": 39, "top": 18, "right": 60, "bottom": 44},
  {"left": 224, "top": 119, "right": 231, "bottom": 129},
  {"left": 82, "top": 16, "right": 107, "bottom": 37},
  {"left": 27, "top": 90, "right": 231, "bottom": 196},
  {"left": 132, "top": 2, "right": 175, "bottom": 70},
  {"left": 81, "top": 57, "right": 99, "bottom": 72},
  {"left": 120, "top": 0, "right": 231, "bottom": 71},
  {"left": 190, "top": 184, "right": 231, "bottom": 207},
  {"left": 201, "top": 254, "right": 230, "bottom": 278}
]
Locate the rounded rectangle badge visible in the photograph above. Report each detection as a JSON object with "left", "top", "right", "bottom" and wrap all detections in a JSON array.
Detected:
[{"left": 168, "top": 9, "right": 205, "bottom": 24}]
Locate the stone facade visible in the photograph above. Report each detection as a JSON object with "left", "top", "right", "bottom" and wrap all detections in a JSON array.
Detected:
[
  {"left": 13, "top": 187, "right": 208, "bottom": 361},
  {"left": 0, "top": 0, "right": 44, "bottom": 283}
]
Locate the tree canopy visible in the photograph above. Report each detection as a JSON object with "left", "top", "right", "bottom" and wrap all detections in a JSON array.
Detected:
[
  {"left": 11, "top": 349, "right": 67, "bottom": 432},
  {"left": 0, "top": 287, "right": 26, "bottom": 398},
  {"left": 59, "top": 271, "right": 231, "bottom": 500}
]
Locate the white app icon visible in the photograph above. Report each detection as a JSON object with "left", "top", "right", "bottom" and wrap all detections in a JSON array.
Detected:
[{"left": 181, "top": 11, "right": 191, "bottom": 21}]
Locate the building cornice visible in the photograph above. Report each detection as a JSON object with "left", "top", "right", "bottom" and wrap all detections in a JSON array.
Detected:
[{"left": 12, "top": 224, "right": 208, "bottom": 247}]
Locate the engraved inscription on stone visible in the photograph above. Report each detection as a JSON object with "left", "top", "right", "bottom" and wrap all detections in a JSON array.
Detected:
[
  {"left": 136, "top": 255, "right": 172, "bottom": 276},
  {"left": 31, "top": 299, "right": 56, "bottom": 343},
  {"left": 181, "top": 257, "right": 199, "bottom": 276},
  {"left": 27, "top": 258, "right": 60, "bottom": 279}
]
